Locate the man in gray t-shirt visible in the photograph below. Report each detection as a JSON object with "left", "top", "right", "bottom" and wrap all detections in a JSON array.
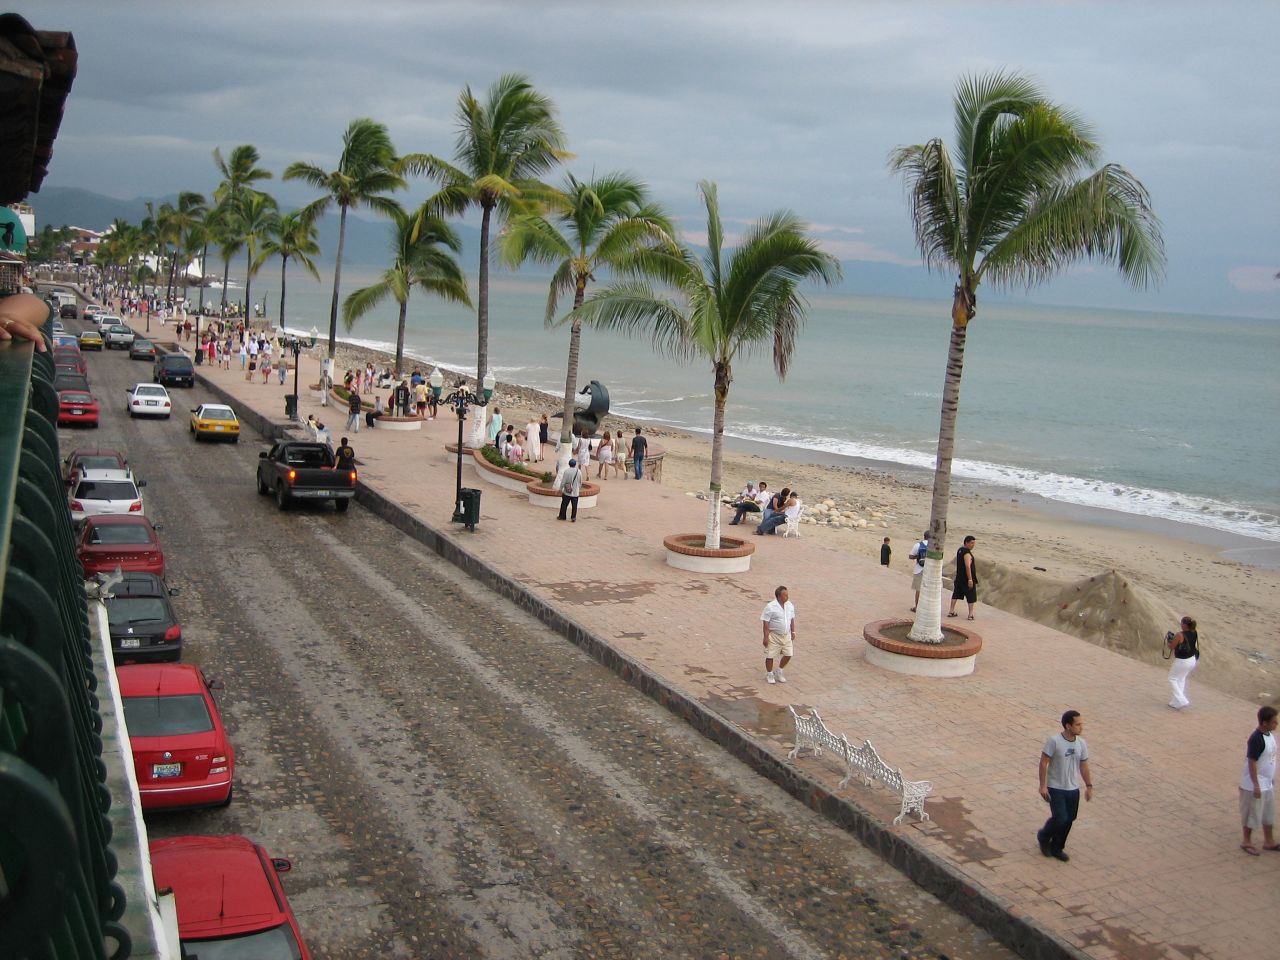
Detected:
[{"left": 1036, "top": 710, "right": 1094, "bottom": 862}]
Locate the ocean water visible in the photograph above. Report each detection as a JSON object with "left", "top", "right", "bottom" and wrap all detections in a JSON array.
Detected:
[{"left": 237, "top": 268, "right": 1280, "bottom": 543}]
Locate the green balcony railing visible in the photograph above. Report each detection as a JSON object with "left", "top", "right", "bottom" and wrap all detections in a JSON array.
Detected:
[{"left": 0, "top": 313, "right": 130, "bottom": 959}]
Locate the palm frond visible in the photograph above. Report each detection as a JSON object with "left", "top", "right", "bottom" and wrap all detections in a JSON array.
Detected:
[
  {"left": 342, "top": 281, "right": 393, "bottom": 330},
  {"left": 573, "top": 282, "right": 700, "bottom": 364}
]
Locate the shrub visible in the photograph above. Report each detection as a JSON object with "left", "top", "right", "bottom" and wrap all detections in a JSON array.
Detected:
[{"left": 479, "top": 444, "right": 539, "bottom": 478}]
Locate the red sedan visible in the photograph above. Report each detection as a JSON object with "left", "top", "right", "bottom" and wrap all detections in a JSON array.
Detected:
[
  {"left": 78, "top": 515, "right": 164, "bottom": 577},
  {"left": 118, "top": 664, "right": 235, "bottom": 810},
  {"left": 149, "top": 836, "right": 311, "bottom": 959},
  {"left": 57, "top": 390, "right": 101, "bottom": 428}
]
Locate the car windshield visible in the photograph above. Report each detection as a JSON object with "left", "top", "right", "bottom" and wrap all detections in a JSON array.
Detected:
[
  {"left": 75, "top": 456, "right": 122, "bottom": 472},
  {"left": 109, "top": 326, "right": 131, "bottom": 334},
  {"left": 162, "top": 359, "right": 193, "bottom": 370},
  {"left": 76, "top": 481, "right": 138, "bottom": 500},
  {"left": 122, "top": 693, "right": 212, "bottom": 737},
  {"left": 135, "top": 387, "right": 166, "bottom": 397},
  {"left": 180, "top": 924, "right": 303, "bottom": 960},
  {"left": 89, "top": 524, "right": 151, "bottom": 545},
  {"left": 133, "top": 340, "right": 152, "bottom": 348},
  {"left": 62, "top": 393, "right": 94, "bottom": 404},
  {"left": 106, "top": 597, "right": 168, "bottom": 627},
  {"left": 201, "top": 408, "right": 235, "bottom": 421}
]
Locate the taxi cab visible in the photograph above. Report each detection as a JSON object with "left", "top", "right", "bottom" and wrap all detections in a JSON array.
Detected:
[
  {"left": 79, "top": 328, "right": 104, "bottom": 351},
  {"left": 189, "top": 403, "right": 240, "bottom": 442}
]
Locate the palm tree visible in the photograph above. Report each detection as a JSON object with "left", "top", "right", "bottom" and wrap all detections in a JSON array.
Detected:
[
  {"left": 405, "top": 73, "right": 569, "bottom": 445},
  {"left": 213, "top": 144, "right": 273, "bottom": 319},
  {"left": 229, "top": 190, "right": 279, "bottom": 328},
  {"left": 167, "top": 191, "right": 208, "bottom": 304},
  {"left": 342, "top": 208, "right": 471, "bottom": 378},
  {"left": 258, "top": 209, "right": 322, "bottom": 336},
  {"left": 889, "top": 71, "right": 1164, "bottom": 643},
  {"left": 574, "top": 181, "right": 841, "bottom": 550},
  {"left": 209, "top": 202, "right": 242, "bottom": 320},
  {"left": 283, "top": 118, "right": 406, "bottom": 360},
  {"left": 500, "top": 171, "right": 674, "bottom": 472}
]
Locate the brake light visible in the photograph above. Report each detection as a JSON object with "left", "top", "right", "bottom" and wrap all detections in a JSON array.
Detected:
[
  {"left": 163, "top": 625, "right": 181, "bottom": 641},
  {"left": 210, "top": 755, "right": 228, "bottom": 774},
  {"left": 128, "top": 501, "right": 142, "bottom": 512},
  {"left": 163, "top": 401, "right": 170, "bottom": 408},
  {"left": 349, "top": 470, "right": 357, "bottom": 482},
  {"left": 287, "top": 469, "right": 296, "bottom": 481},
  {"left": 70, "top": 500, "right": 83, "bottom": 511}
]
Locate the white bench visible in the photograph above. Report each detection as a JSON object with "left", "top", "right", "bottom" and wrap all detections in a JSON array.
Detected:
[{"left": 788, "top": 706, "right": 932, "bottom": 825}]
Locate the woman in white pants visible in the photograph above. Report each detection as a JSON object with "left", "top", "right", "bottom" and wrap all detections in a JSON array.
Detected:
[{"left": 1165, "top": 616, "right": 1199, "bottom": 710}]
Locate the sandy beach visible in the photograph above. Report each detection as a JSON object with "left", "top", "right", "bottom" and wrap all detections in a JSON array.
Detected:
[{"left": 298, "top": 333, "right": 1280, "bottom": 706}]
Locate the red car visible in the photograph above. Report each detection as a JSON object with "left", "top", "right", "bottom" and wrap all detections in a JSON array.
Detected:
[
  {"left": 54, "top": 351, "right": 87, "bottom": 375},
  {"left": 57, "top": 390, "right": 101, "bottom": 428},
  {"left": 149, "top": 836, "right": 311, "bottom": 959},
  {"left": 118, "top": 664, "right": 234, "bottom": 810},
  {"left": 78, "top": 515, "right": 164, "bottom": 577}
]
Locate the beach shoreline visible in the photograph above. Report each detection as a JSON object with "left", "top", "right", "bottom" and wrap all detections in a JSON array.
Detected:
[{"left": 279, "top": 328, "right": 1280, "bottom": 704}]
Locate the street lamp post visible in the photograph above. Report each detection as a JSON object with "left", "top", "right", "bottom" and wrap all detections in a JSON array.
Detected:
[
  {"left": 290, "top": 336, "right": 302, "bottom": 421},
  {"left": 444, "top": 381, "right": 478, "bottom": 529}
]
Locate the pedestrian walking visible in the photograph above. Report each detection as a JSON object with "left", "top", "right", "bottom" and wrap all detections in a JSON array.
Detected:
[
  {"left": 334, "top": 437, "right": 356, "bottom": 471},
  {"left": 628, "top": 426, "right": 648, "bottom": 480},
  {"left": 1239, "top": 705, "right": 1278, "bottom": 856},
  {"left": 947, "top": 535, "right": 978, "bottom": 620},
  {"left": 1164, "top": 616, "right": 1200, "bottom": 710},
  {"left": 1037, "top": 710, "right": 1093, "bottom": 862},
  {"left": 760, "top": 585, "right": 796, "bottom": 684},
  {"left": 556, "top": 458, "right": 584, "bottom": 521},
  {"left": 909, "top": 533, "right": 928, "bottom": 612},
  {"left": 346, "top": 388, "right": 362, "bottom": 433},
  {"left": 880, "top": 537, "right": 892, "bottom": 566}
]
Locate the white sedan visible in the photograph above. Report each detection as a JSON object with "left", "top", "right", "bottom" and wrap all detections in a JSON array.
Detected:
[{"left": 126, "top": 383, "right": 173, "bottom": 419}]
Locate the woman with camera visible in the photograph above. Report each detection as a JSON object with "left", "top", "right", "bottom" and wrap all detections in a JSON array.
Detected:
[{"left": 1165, "top": 616, "right": 1200, "bottom": 710}]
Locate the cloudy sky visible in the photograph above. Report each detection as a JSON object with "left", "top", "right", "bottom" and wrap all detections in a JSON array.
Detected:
[{"left": 23, "top": 1, "right": 1280, "bottom": 317}]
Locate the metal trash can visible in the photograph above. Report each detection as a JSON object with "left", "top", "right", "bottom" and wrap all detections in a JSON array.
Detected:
[
  {"left": 453, "top": 487, "right": 481, "bottom": 531},
  {"left": 284, "top": 393, "right": 298, "bottom": 419},
  {"left": 194, "top": 348, "right": 204, "bottom": 365}
]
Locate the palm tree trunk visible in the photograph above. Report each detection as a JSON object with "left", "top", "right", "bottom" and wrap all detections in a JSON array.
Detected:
[
  {"left": 909, "top": 314, "right": 971, "bottom": 643},
  {"left": 328, "top": 204, "right": 348, "bottom": 360},
  {"left": 243, "top": 247, "right": 254, "bottom": 332},
  {"left": 469, "top": 201, "right": 494, "bottom": 447},
  {"left": 278, "top": 256, "right": 288, "bottom": 331},
  {"left": 556, "top": 275, "right": 588, "bottom": 475},
  {"left": 197, "top": 244, "right": 208, "bottom": 315},
  {"left": 220, "top": 257, "right": 230, "bottom": 320},
  {"left": 166, "top": 251, "right": 178, "bottom": 306},
  {"left": 394, "top": 297, "right": 408, "bottom": 377},
  {"left": 704, "top": 362, "right": 730, "bottom": 550}
]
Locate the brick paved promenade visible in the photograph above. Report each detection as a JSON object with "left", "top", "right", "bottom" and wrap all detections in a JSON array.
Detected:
[{"left": 142, "top": 324, "right": 1279, "bottom": 960}]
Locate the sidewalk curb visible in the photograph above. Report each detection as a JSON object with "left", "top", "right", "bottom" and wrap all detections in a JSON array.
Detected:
[{"left": 193, "top": 360, "right": 1083, "bottom": 960}]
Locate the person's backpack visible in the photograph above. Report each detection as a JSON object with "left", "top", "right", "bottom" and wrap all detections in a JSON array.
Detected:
[{"left": 911, "top": 540, "right": 928, "bottom": 564}]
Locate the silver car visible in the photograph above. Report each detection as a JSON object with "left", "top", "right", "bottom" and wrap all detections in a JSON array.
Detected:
[
  {"left": 69, "top": 468, "right": 146, "bottom": 523},
  {"left": 104, "top": 324, "right": 136, "bottom": 348}
]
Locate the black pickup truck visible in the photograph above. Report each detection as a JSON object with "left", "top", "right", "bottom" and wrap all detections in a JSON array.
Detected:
[{"left": 256, "top": 441, "right": 356, "bottom": 512}]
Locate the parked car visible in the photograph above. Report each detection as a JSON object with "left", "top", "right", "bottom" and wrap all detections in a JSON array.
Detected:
[
  {"left": 149, "top": 836, "right": 309, "bottom": 957},
  {"left": 257, "top": 441, "right": 356, "bottom": 512},
  {"left": 129, "top": 338, "right": 156, "bottom": 361},
  {"left": 64, "top": 447, "right": 129, "bottom": 487},
  {"left": 126, "top": 382, "right": 173, "bottom": 419},
  {"left": 118, "top": 665, "right": 234, "bottom": 810},
  {"left": 57, "top": 389, "right": 100, "bottom": 428},
  {"left": 69, "top": 468, "right": 145, "bottom": 523},
  {"left": 79, "top": 328, "right": 103, "bottom": 351},
  {"left": 54, "top": 370, "right": 90, "bottom": 394},
  {"left": 104, "top": 571, "right": 182, "bottom": 664},
  {"left": 104, "top": 324, "right": 136, "bottom": 348},
  {"left": 54, "top": 352, "right": 87, "bottom": 375},
  {"left": 153, "top": 353, "right": 195, "bottom": 387},
  {"left": 77, "top": 514, "right": 164, "bottom": 577},
  {"left": 51, "top": 319, "right": 65, "bottom": 334},
  {"left": 53, "top": 334, "right": 80, "bottom": 349},
  {"left": 190, "top": 403, "right": 240, "bottom": 442}
]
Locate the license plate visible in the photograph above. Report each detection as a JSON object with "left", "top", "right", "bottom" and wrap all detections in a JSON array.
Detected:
[
  {"left": 71, "top": 409, "right": 84, "bottom": 415},
  {"left": 313, "top": 490, "right": 332, "bottom": 496},
  {"left": 120, "top": 637, "right": 141, "bottom": 648},
  {"left": 152, "top": 762, "right": 181, "bottom": 778},
  {"left": 146, "top": 400, "right": 157, "bottom": 406},
  {"left": 214, "top": 425, "right": 224, "bottom": 431}
]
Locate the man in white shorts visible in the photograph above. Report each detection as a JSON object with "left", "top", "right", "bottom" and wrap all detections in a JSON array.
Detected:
[
  {"left": 760, "top": 585, "right": 796, "bottom": 684},
  {"left": 1239, "top": 704, "right": 1278, "bottom": 855}
]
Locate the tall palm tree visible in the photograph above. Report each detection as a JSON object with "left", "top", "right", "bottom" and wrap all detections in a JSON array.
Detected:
[
  {"left": 209, "top": 202, "right": 242, "bottom": 320},
  {"left": 258, "top": 210, "right": 322, "bottom": 334},
  {"left": 889, "top": 71, "right": 1164, "bottom": 643},
  {"left": 500, "top": 171, "right": 675, "bottom": 471},
  {"left": 342, "top": 208, "right": 471, "bottom": 378},
  {"left": 230, "top": 190, "right": 279, "bottom": 327},
  {"left": 213, "top": 145, "right": 272, "bottom": 318},
  {"left": 166, "top": 191, "right": 208, "bottom": 304},
  {"left": 405, "top": 74, "right": 569, "bottom": 445},
  {"left": 283, "top": 118, "right": 406, "bottom": 360},
  {"left": 574, "top": 181, "right": 841, "bottom": 549}
]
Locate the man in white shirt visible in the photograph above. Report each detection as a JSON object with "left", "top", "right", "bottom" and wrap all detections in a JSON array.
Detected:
[
  {"left": 909, "top": 533, "right": 929, "bottom": 612},
  {"left": 1239, "top": 704, "right": 1278, "bottom": 855},
  {"left": 1037, "top": 710, "right": 1094, "bottom": 862},
  {"left": 728, "top": 481, "right": 768, "bottom": 525},
  {"left": 759, "top": 585, "right": 796, "bottom": 684}
]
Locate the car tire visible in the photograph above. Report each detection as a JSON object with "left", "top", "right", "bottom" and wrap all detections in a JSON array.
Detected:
[
  {"left": 218, "top": 784, "right": 233, "bottom": 809},
  {"left": 257, "top": 472, "right": 270, "bottom": 495},
  {"left": 275, "top": 482, "right": 291, "bottom": 511},
  {"left": 335, "top": 498, "right": 350, "bottom": 513}
]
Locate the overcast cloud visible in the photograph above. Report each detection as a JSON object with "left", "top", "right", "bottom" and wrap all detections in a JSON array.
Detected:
[{"left": 20, "top": 1, "right": 1280, "bottom": 316}]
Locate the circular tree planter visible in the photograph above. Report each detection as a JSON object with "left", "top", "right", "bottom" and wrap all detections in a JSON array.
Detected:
[
  {"left": 473, "top": 452, "right": 542, "bottom": 493},
  {"left": 863, "top": 618, "right": 982, "bottom": 677},
  {"left": 373, "top": 415, "right": 422, "bottom": 431},
  {"left": 663, "top": 533, "right": 755, "bottom": 573},
  {"left": 526, "top": 480, "right": 599, "bottom": 510},
  {"left": 308, "top": 383, "right": 326, "bottom": 401}
]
